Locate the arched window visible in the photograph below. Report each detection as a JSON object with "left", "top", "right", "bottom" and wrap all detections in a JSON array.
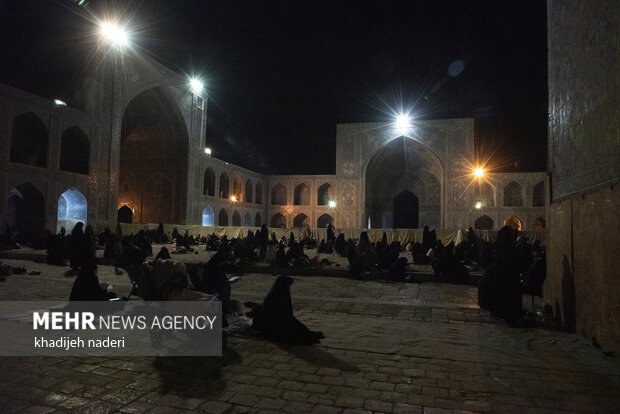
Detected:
[
  {"left": 533, "top": 181, "right": 545, "bottom": 207},
  {"left": 294, "top": 183, "right": 310, "bottom": 205},
  {"left": 317, "top": 183, "right": 331, "bottom": 206},
  {"left": 270, "top": 213, "right": 286, "bottom": 228},
  {"left": 57, "top": 188, "right": 87, "bottom": 233},
  {"left": 474, "top": 215, "right": 494, "bottom": 230},
  {"left": 10, "top": 112, "right": 49, "bottom": 167},
  {"left": 219, "top": 173, "right": 230, "bottom": 199},
  {"left": 255, "top": 212, "right": 262, "bottom": 227},
  {"left": 7, "top": 182, "right": 45, "bottom": 236},
  {"left": 203, "top": 168, "right": 215, "bottom": 196},
  {"left": 317, "top": 213, "right": 334, "bottom": 228},
  {"left": 503, "top": 182, "right": 523, "bottom": 207},
  {"left": 293, "top": 213, "right": 310, "bottom": 228},
  {"left": 60, "top": 126, "right": 90, "bottom": 174},
  {"left": 218, "top": 209, "right": 228, "bottom": 226},
  {"left": 245, "top": 179, "right": 253, "bottom": 203},
  {"left": 271, "top": 183, "right": 287, "bottom": 205},
  {"left": 202, "top": 206, "right": 215, "bottom": 226},
  {"left": 474, "top": 182, "right": 494, "bottom": 208},
  {"left": 255, "top": 182, "right": 263, "bottom": 204},
  {"left": 232, "top": 177, "right": 242, "bottom": 201},
  {"left": 232, "top": 210, "right": 241, "bottom": 226}
]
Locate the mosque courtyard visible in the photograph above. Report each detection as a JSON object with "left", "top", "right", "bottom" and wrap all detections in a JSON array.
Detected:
[{"left": 0, "top": 251, "right": 619, "bottom": 414}]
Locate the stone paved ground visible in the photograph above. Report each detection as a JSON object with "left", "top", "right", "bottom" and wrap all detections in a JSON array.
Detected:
[{"left": 0, "top": 258, "right": 619, "bottom": 413}]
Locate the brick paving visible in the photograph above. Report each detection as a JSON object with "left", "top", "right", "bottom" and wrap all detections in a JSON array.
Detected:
[{"left": 0, "top": 258, "right": 619, "bottom": 413}]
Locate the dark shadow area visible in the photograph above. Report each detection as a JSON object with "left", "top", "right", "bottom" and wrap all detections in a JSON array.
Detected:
[
  {"left": 276, "top": 342, "right": 359, "bottom": 372},
  {"left": 561, "top": 254, "right": 576, "bottom": 331},
  {"left": 393, "top": 190, "right": 419, "bottom": 229},
  {"left": 153, "top": 336, "right": 241, "bottom": 398}
]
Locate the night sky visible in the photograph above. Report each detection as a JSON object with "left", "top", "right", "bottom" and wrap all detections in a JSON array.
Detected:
[{"left": 0, "top": 0, "right": 548, "bottom": 175}]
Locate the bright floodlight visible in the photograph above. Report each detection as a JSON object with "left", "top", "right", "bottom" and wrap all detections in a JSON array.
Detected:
[
  {"left": 474, "top": 167, "right": 484, "bottom": 178},
  {"left": 100, "top": 22, "right": 128, "bottom": 47},
  {"left": 204, "top": 147, "right": 212, "bottom": 156},
  {"left": 54, "top": 99, "right": 67, "bottom": 106},
  {"left": 230, "top": 195, "right": 237, "bottom": 202},
  {"left": 475, "top": 202, "right": 482, "bottom": 209},
  {"left": 190, "top": 78, "right": 204, "bottom": 95},
  {"left": 395, "top": 113, "right": 411, "bottom": 129},
  {"left": 328, "top": 200, "right": 336, "bottom": 208}
]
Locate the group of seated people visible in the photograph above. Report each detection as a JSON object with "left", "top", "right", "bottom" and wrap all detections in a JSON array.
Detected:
[{"left": 36, "top": 219, "right": 546, "bottom": 336}]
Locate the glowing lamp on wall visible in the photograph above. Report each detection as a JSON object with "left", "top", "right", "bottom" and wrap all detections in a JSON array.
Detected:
[{"left": 328, "top": 200, "right": 336, "bottom": 208}]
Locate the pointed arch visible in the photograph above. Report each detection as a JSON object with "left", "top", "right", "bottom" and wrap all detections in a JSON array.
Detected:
[
  {"left": 232, "top": 177, "right": 242, "bottom": 201},
  {"left": 293, "top": 213, "right": 310, "bottom": 228},
  {"left": 219, "top": 173, "right": 230, "bottom": 199},
  {"left": 203, "top": 168, "right": 215, "bottom": 196},
  {"left": 294, "top": 183, "right": 310, "bottom": 205},
  {"left": 533, "top": 181, "right": 545, "bottom": 207},
  {"left": 232, "top": 210, "right": 241, "bottom": 226},
  {"left": 57, "top": 188, "right": 87, "bottom": 233},
  {"left": 317, "top": 183, "right": 331, "bottom": 206},
  {"left": 474, "top": 215, "right": 494, "bottom": 230},
  {"left": 271, "top": 183, "right": 287, "bottom": 205},
  {"left": 255, "top": 212, "right": 262, "bottom": 227},
  {"left": 7, "top": 182, "right": 45, "bottom": 236},
  {"left": 504, "top": 215, "right": 522, "bottom": 231},
  {"left": 202, "top": 206, "right": 215, "bottom": 226},
  {"left": 10, "top": 111, "right": 49, "bottom": 167},
  {"left": 244, "top": 212, "right": 252, "bottom": 227},
  {"left": 270, "top": 213, "right": 287, "bottom": 228},
  {"left": 317, "top": 213, "right": 334, "bottom": 228},
  {"left": 255, "top": 182, "right": 263, "bottom": 204},
  {"left": 503, "top": 181, "right": 523, "bottom": 207},
  {"left": 245, "top": 179, "right": 253, "bottom": 203},
  {"left": 118, "top": 205, "right": 133, "bottom": 223},
  {"left": 218, "top": 209, "right": 228, "bottom": 226},
  {"left": 474, "top": 182, "right": 495, "bottom": 208},
  {"left": 60, "top": 126, "right": 90, "bottom": 174}
]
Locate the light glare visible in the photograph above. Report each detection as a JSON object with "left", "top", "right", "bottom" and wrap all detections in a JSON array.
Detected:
[
  {"left": 100, "top": 22, "right": 128, "bottom": 47},
  {"left": 190, "top": 78, "right": 204, "bottom": 94},
  {"left": 230, "top": 195, "right": 237, "bottom": 202},
  {"left": 54, "top": 99, "right": 67, "bottom": 106},
  {"left": 328, "top": 200, "right": 336, "bottom": 208},
  {"left": 204, "top": 147, "right": 212, "bottom": 156},
  {"left": 475, "top": 202, "right": 482, "bottom": 209},
  {"left": 395, "top": 113, "right": 411, "bottom": 129},
  {"left": 474, "top": 167, "right": 484, "bottom": 178}
]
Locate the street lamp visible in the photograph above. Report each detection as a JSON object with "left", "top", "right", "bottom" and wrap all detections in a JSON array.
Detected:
[
  {"left": 395, "top": 113, "right": 411, "bottom": 129},
  {"left": 204, "top": 147, "right": 212, "bottom": 156},
  {"left": 190, "top": 78, "right": 204, "bottom": 95},
  {"left": 473, "top": 167, "right": 484, "bottom": 178}
]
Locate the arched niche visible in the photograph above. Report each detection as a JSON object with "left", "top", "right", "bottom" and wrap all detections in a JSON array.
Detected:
[
  {"left": 7, "top": 182, "right": 45, "bottom": 236},
  {"left": 294, "top": 183, "right": 310, "bottom": 205},
  {"left": 202, "top": 206, "right": 214, "bottom": 226},
  {"left": 255, "top": 183, "right": 263, "bottom": 204},
  {"left": 245, "top": 179, "right": 253, "bottom": 203},
  {"left": 365, "top": 136, "right": 442, "bottom": 229},
  {"left": 317, "top": 183, "right": 331, "bottom": 206},
  {"left": 293, "top": 213, "right": 310, "bottom": 228},
  {"left": 57, "top": 188, "right": 87, "bottom": 233},
  {"left": 244, "top": 212, "right": 252, "bottom": 227},
  {"left": 218, "top": 209, "right": 229, "bottom": 226},
  {"left": 475, "top": 215, "right": 494, "bottom": 230},
  {"left": 503, "top": 182, "right": 523, "bottom": 207},
  {"left": 270, "top": 213, "right": 286, "bottom": 228},
  {"left": 255, "top": 212, "right": 262, "bottom": 226},
  {"left": 118, "top": 205, "right": 133, "bottom": 223},
  {"left": 317, "top": 213, "right": 334, "bottom": 228},
  {"left": 120, "top": 87, "right": 189, "bottom": 224},
  {"left": 60, "top": 126, "right": 90, "bottom": 174},
  {"left": 10, "top": 112, "right": 49, "bottom": 167},
  {"left": 219, "top": 173, "right": 230, "bottom": 199},
  {"left": 271, "top": 183, "right": 287, "bottom": 205},
  {"left": 203, "top": 168, "right": 215, "bottom": 196}
]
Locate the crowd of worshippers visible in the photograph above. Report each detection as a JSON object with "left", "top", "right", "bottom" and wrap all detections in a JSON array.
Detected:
[{"left": 40, "top": 220, "right": 545, "bottom": 328}]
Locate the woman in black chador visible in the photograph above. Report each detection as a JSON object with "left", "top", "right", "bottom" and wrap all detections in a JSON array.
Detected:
[{"left": 248, "top": 275, "right": 324, "bottom": 344}]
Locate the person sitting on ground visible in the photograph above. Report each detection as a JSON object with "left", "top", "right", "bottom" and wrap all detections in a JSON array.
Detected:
[
  {"left": 246, "top": 275, "right": 324, "bottom": 344},
  {"left": 69, "top": 262, "right": 117, "bottom": 301}
]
